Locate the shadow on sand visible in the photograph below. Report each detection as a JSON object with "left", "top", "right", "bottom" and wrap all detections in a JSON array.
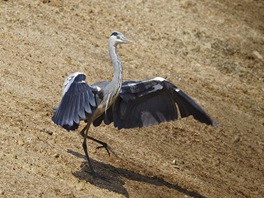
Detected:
[{"left": 68, "top": 149, "right": 206, "bottom": 198}]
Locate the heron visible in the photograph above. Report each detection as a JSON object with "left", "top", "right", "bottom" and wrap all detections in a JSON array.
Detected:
[{"left": 52, "top": 31, "right": 217, "bottom": 177}]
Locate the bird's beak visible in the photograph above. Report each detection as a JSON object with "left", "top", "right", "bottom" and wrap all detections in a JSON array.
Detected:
[
  {"left": 121, "top": 35, "right": 132, "bottom": 44},
  {"left": 124, "top": 39, "right": 132, "bottom": 44}
]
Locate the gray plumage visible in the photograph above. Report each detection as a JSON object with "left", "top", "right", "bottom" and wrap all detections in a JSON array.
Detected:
[
  {"left": 52, "top": 32, "right": 217, "bottom": 177},
  {"left": 94, "top": 78, "right": 217, "bottom": 129}
]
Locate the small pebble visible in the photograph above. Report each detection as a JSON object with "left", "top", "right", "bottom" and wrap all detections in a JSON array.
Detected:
[
  {"left": 45, "top": 129, "right": 53, "bottom": 135},
  {"left": 53, "top": 153, "right": 60, "bottom": 158},
  {"left": 233, "top": 136, "right": 240, "bottom": 143},
  {"left": 252, "top": 51, "right": 263, "bottom": 61}
]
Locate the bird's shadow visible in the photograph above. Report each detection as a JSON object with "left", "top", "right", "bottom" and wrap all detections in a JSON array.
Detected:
[{"left": 68, "top": 149, "right": 206, "bottom": 198}]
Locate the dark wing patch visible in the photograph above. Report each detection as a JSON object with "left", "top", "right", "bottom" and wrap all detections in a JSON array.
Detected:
[
  {"left": 113, "top": 89, "right": 178, "bottom": 129},
  {"left": 164, "top": 81, "right": 217, "bottom": 126},
  {"left": 101, "top": 78, "right": 216, "bottom": 129},
  {"left": 52, "top": 73, "right": 96, "bottom": 131}
]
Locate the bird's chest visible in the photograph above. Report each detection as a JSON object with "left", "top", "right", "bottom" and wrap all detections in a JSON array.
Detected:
[{"left": 93, "top": 93, "right": 115, "bottom": 119}]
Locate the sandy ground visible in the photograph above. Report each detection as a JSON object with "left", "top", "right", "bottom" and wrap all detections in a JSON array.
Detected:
[{"left": 0, "top": 0, "right": 264, "bottom": 197}]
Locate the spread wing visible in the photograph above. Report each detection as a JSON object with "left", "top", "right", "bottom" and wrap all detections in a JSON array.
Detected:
[
  {"left": 52, "top": 72, "right": 97, "bottom": 131},
  {"left": 94, "top": 77, "right": 217, "bottom": 129}
]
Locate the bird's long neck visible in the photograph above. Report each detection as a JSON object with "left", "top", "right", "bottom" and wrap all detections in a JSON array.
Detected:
[
  {"left": 101, "top": 42, "right": 123, "bottom": 113},
  {"left": 108, "top": 43, "right": 123, "bottom": 97}
]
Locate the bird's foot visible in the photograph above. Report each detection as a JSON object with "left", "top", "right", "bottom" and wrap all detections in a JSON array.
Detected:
[
  {"left": 85, "top": 135, "right": 111, "bottom": 156},
  {"left": 96, "top": 142, "right": 111, "bottom": 156}
]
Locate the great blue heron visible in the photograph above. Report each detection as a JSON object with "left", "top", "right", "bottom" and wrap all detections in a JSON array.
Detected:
[{"left": 52, "top": 32, "right": 217, "bottom": 177}]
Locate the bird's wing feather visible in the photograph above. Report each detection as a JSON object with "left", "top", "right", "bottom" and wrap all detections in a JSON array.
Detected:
[
  {"left": 99, "top": 77, "right": 216, "bottom": 129},
  {"left": 163, "top": 80, "right": 217, "bottom": 126},
  {"left": 52, "top": 72, "right": 97, "bottom": 131}
]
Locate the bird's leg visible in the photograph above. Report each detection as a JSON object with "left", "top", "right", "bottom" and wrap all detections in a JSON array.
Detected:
[
  {"left": 81, "top": 124, "right": 97, "bottom": 177},
  {"left": 80, "top": 125, "right": 110, "bottom": 156}
]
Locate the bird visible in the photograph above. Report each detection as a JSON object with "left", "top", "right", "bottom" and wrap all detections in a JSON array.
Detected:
[{"left": 52, "top": 31, "right": 217, "bottom": 177}]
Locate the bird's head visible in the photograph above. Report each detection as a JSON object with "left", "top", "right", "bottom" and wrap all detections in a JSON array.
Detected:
[{"left": 109, "top": 31, "right": 130, "bottom": 46}]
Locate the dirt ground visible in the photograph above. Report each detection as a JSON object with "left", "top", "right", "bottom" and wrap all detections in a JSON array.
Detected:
[{"left": 0, "top": 0, "right": 263, "bottom": 197}]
